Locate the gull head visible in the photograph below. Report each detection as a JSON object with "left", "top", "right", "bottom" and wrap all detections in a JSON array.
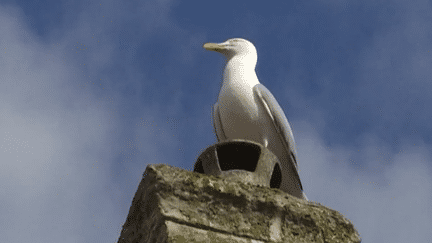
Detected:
[{"left": 203, "top": 38, "right": 257, "bottom": 63}]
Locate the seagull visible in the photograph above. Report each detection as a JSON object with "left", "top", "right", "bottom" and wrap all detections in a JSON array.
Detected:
[{"left": 203, "top": 38, "right": 308, "bottom": 200}]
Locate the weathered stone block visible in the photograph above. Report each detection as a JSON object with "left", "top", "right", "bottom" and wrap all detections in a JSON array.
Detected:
[{"left": 117, "top": 164, "right": 361, "bottom": 243}]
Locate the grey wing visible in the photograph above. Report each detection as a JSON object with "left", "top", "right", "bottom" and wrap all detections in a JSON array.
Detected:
[
  {"left": 253, "top": 84, "right": 303, "bottom": 188},
  {"left": 212, "top": 102, "right": 227, "bottom": 142}
]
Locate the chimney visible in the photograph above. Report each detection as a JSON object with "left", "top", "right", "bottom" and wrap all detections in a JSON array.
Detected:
[{"left": 117, "top": 161, "right": 361, "bottom": 242}]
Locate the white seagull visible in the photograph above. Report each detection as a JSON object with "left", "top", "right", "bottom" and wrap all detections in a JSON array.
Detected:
[{"left": 203, "top": 38, "right": 308, "bottom": 200}]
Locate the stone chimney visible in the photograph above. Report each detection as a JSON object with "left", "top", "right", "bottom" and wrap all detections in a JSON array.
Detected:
[{"left": 117, "top": 163, "right": 361, "bottom": 242}]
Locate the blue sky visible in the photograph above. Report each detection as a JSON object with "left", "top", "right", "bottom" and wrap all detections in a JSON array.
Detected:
[{"left": 1, "top": 0, "right": 431, "bottom": 242}]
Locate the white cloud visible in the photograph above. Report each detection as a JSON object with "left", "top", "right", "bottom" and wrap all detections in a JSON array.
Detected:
[
  {"left": 0, "top": 2, "right": 180, "bottom": 242},
  {"left": 295, "top": 120, "right": 432, "bottom": 242}
]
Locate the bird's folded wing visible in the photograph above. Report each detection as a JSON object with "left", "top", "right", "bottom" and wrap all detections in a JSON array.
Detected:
[
  {"left": 253, "top": 84, "right": 299, "bottom": 168},
  {"left": 212, "top": 102, "right": 227, "bottom": 141}
]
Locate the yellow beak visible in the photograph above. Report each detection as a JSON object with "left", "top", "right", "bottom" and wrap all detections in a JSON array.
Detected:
[{"left": 203, "top": 42, "right": 224, "bottom": 51}]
